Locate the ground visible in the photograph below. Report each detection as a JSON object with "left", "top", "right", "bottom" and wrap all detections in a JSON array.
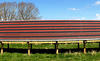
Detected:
[{"left": 0, "top": 43, "right": 100, "bottom": 61}]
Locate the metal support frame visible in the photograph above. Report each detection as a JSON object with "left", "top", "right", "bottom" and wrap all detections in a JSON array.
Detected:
[
  {"left": 78, "top": 43, "right": 80, "bottom": 49},
  {"left": 0, "top": 40, "right": 99, "bottom": 55},
  {"left": 99, "top": 42, "right": 100, "bottom": 48},
  {"left": 1, "top": 42, "right": 4, "bottom": 55},
  {"left": 27, "top": 42, "right": 31, "bottom": 56},
  {"left": 7, "top": 44, "right": 9, "bottom": 50},
  {"left": 55, "top": 41, "right": 58, "bottom": 54},
  {"left": 83, "top": 40, "right": 87, "bottom": 54},
  {"left": 30, "top": 44, "right": 32, "bottom": 50}
]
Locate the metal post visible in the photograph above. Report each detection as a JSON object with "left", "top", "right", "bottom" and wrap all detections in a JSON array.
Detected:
[
  {"left": 30, "top": 44, "right": 32, "bottom": 50},
  {"left": 27, "top": 42, "right": 30, "bottom": 56},
  {"left": 55, "top": 41, "right": 58, "bottom": 54},
  {"left": 99, "top": 42, "right": 100, "bottom": 48},
  {"left": 7, "top": 44, "right": 9, "bottom": 49},
  {"left": 78, "top": 43, "right": 79, "bottom": 49},
  {"left": 1, "top": 42, "right": 4, "bottom": 55},
  {"left": 83, "top": 40, "right": 87, "bottom": 54}
]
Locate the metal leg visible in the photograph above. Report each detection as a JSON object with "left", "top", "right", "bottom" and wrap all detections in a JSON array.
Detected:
[
  {"left": 30, "top": 44, "right": 32, "bottom": 50},
  {"left": 99, "top": 42, "right": 100, "bottom": 48},
  {"left": 78, "top": 43, "right": 79, "bottom": 49},
  {"left": 83, "top": 40, "right": 87, "bottom": 54},
  {"left": 1, "top": 42, "right": 4, "bottom": 55},
  {"left": 7, "top": 44, "right": 9, "bottom": 49},
  {"left": 55, "top": 41, "right": 58, "bottom": 54},
  {"left": 27, "top": 42, "right": 30, "bottom": 56}
]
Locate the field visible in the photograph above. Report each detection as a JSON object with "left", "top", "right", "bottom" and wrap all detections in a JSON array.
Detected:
[{"left": 0, "top": 43, "right": 100, "bottom": 61}]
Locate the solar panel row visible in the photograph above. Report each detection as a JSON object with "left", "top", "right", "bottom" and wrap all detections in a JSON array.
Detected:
[{"left": 0, "top": 20, "right": 100, "bottom": 41}]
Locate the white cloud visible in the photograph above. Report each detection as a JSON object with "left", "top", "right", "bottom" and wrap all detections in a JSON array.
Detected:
[
  {"left": 96, "top": 13, "right": 100, "bottom": 19},
  {"left": 95, "top": 1, "right": 100, "bottom": 5},
  {"left": 69, "top": 17, "right": 86, "bottom": 20},
  {"left": 68, "top": 8, "right": 80, "bottom": 11},
  {"left": 81, "top": 17, "right": 86, "bottom": 20}
]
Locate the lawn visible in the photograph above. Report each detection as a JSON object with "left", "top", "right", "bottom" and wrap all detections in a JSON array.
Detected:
[{"left": 0, "top": 43, "right": 100, "bottom": 61}]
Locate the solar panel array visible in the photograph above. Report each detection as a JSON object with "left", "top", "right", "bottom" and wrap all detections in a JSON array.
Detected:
[{"left": 0, "top": 20, "right": 100, "bottom": 41}]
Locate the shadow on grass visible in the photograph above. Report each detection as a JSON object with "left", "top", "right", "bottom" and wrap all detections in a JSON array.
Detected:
[{"left": 2, "top": 48, "right": 100, "bottom": 54}]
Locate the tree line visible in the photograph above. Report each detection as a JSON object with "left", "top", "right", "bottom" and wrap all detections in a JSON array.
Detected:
[{"left": 0, "top": 2, "right": 40, "bottom": 21}]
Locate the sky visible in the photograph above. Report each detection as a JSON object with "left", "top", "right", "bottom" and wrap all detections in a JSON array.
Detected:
[{"left": 0, "top": 0, "right": 100, "bottom": 20}]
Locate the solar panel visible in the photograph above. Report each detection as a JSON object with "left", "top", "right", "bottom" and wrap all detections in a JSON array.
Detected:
[{"left": 0, "top": 20, "right": 100, "bottom": 41}]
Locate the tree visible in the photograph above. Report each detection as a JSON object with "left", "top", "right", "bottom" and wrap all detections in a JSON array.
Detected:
[
  {"left": 0, "top": 2, "right": 17, "bottom": 21},
  {"left": 18, "top": 2, "right": 39, "bottom": 20},
  {"left": 0, "top": 2, "right": 40, "bottom": 21}
]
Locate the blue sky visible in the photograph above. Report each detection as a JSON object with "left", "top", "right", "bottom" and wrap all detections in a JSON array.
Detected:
[{"left": 0, "top": 0, "right": 100, "bottom": 20}]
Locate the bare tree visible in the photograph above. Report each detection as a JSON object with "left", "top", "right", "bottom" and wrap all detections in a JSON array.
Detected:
[
  {"left": 0, "top": 2, "right": 40, "bottom": 21},
  {"left": 17, "top": 2, "right": 39, "bottom": 20},
  {"left": 0, "top": 2, "right": 17, "bottom": 21}
]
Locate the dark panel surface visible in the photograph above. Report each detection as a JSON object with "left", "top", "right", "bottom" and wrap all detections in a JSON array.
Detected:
[{"left": 0, "top": 20, "right": 100, "bottom": 41}]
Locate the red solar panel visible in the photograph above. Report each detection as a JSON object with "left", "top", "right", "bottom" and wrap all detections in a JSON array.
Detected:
[{"left": 0, "top": 20, "right": 100, "bottom": 41}]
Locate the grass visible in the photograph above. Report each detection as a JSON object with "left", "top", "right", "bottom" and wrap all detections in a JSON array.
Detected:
[
  {"left": 0, "top": 52, "right": 100, "bottom": 61},
  {"left": 2, "top": 43, "right": 99, "bottom": 49},
  {"left": 0, "top": 43, "right": 100, "bottom": 61}
]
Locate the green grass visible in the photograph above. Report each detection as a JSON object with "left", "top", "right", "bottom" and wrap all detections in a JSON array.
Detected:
[
  {"left": 0, "top": 43, "right": 100, "bottom": 61},
  {"left": 2, "top": 43, "right": 99, "bottom": 49},
  {"left": 0, "top": 52, "right": 100, "bottom": 61}
]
